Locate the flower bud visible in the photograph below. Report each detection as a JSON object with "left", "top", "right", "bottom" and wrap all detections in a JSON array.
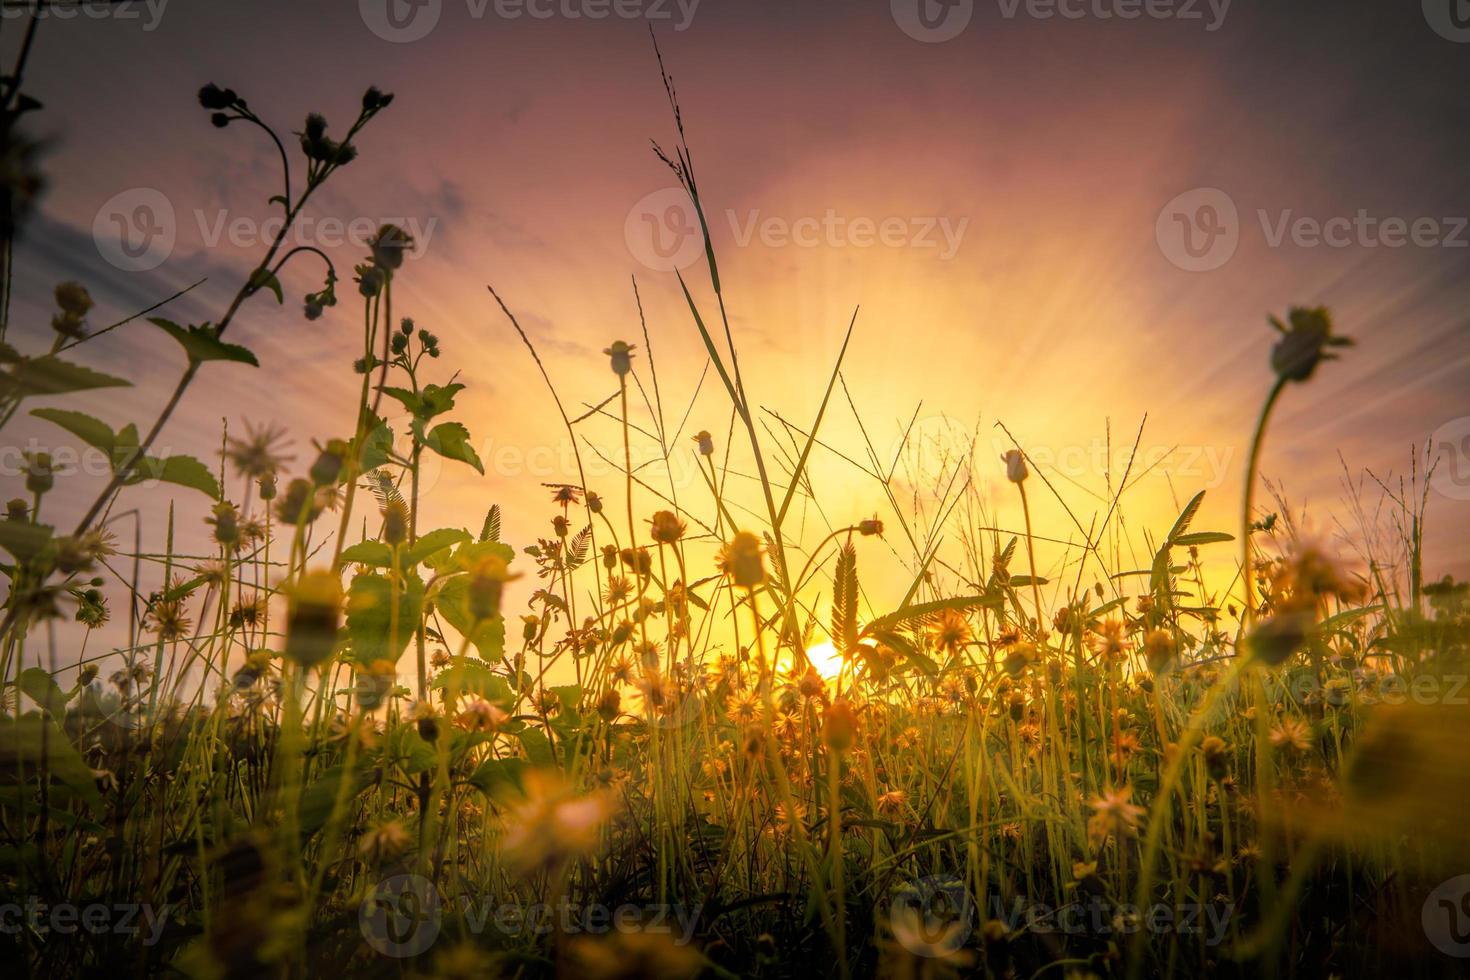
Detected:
[
  {"left": 602, "top": 340, "right": 636, "bottom": 377},
  {"left": 1002, "top": 449, "right": 1028, "bottom": 483},
  {"left": 283, "top": 569, "right": 343, "bottom": 668}
]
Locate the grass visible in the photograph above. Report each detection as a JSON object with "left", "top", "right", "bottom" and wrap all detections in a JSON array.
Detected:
[{"left": 1, "top": 38, "right": 1469, "bottom": 980}]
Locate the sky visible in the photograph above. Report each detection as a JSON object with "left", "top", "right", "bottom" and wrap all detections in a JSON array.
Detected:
[{"left": 3, "top": 0, "right": 1469, "bottom": 663}]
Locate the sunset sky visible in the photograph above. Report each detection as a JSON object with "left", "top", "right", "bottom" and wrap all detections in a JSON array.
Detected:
[{"left": 5, "top": 0, "right": 1469, "bottom": 641}]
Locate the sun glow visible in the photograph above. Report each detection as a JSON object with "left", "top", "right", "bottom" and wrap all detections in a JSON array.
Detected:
[{"left": 805, "top": 641, "right": 844, "bottom": 680}]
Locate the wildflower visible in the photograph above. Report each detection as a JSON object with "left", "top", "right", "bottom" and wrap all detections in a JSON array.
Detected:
[
  {"left": 457, "top": 697, "right": 508, "bottom": 732},
  {"left": 603, "top": 340, "right": 636, "bottom": 377},
  {"left": 354, "top": 659, "right": 397, "bottom": 710},
  {"left": 224, "top": 420, "right": 291, "bottom": 480},
  {"left": 547, "top": 483, "right": 582, "bottom": 505},
  {"left": 858, "top": 516, "right": 884, "bottom": 537},
  {"left": 466, "top": 553, "right": 518, "bottom": 622},
  {"left": 308, "top": 439, "right": 349, "bottom": 487},
  {"left": 24, "top": 452, "right": 53, "bottom": 496},
  {"left": 601, "top": 544, "right": 619, "bottom": 570},
  {"left": 358, "top": 820, "right": 412, "bottom": 865},
  {"left": 726, "top": 689, "right": 760, "bottom": 725},
  {"left": 369, "top": 224, "right": 413, "bottom": 270},
  {"left": 1200, "top": 735, "right": 1230, "bottom": 780},
  {"left": 919, "top": 608, "right": 970, "bottom": 656},
  {"left": 1001, "top": 448, "right": 1028, "bottom": 483},
  {"left": 596, "top": 688, "right": 621, "bottom": 722},
  {"left": 1087, "top": 785, "right": 1145, "bottom": 846},
  {"left": 145, "top": 597, "right": 192, "bottom": 642},
  {"left": 381, "top": 498, "right": 409, "bottom": 547},
  {"left": 620, "top": 547, "right": 653, "bottom": 577},
  {"left": 50, "top": 281, "right": 94, "bottom": 338},
  {"left": 1269, "top": 306, "right": 1351, "bottom": 383},
  {"left": 1245, "top": 609, "right": 1314, "bottom": 667},
  {"left": 361, "top": 86, "right": 394, "bottom": 112},
  {"left": 208, "top": 501, "right": 241, "bottom": 549},
  {"left": 282, "top": 569, "right": 342, "bottom": 667},
  {"left": 274, "top": 477, "right": 326, "bottom": 525},
  {"left": 1270, "top": 717, "right": 1312, "bottom": 754},
  {"left": 648, "top": 509, "right": 686, "bottom": 544},
  {"left": 229, "top": 594, "right": 267, "bottom": 631},
  {"left": 1090, "top": 617, "right": 1127, "bottom": 661},
  {"left": 75, "top": 589, "right": 109, "bottom": 628},
  {"left": 1143, "top": 628, "right": 1177, "bottom": 674},
  {"left": 693, "top": 430, "right": 714, "bottom": 456},
  {"left": 877, "top": 788, "right": 907, "bottom": 815},
  {"left": 521, "top": 614, "right": 540, "bottom": 643},
  {"left": 501, "top": 770, "right": 616, "bottom": 875},
  {"left": 586, "top": 490, "right": 603, "bottom": 514},
  {"left": 1002, "top": 643, "right": 1033, "bottom": 677},
  {"left": 798, "top": 665, "right": 825, "bottom": 699},
  {"left": 718, "top": 531, "right": 767, "bottom": 589},
  {"left": 823, "top": 699, "right": 857, "bottom": 752}
]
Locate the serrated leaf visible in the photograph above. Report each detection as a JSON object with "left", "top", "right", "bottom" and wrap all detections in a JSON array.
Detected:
[
  {"left": 469, "top": 757, "right": 527, "bottom": 800},
  {"left": 357, "top": 418, "right": 394, "bottom": 472},
  {"left": 1172, "top": 531, "right": 1235, "bottom": 546},
  {"left": 10, "top": 356, "right": 130, "bottom": 397},
  {"left": 1166, "top": 491, "right": 1206, "bottom": 543},
  {"left": 30, "top": 408, "right": 115, "bottom": 451},
  {"left": 517, "top": 727, "right": 555, "bottom": 767},
  {"left": 480, "top": 505, "right": 501, "bottom": 543},
  {"left": 832, "top": 542, "right": 858, "bottom": 655},
  {"left": 340, "top": 541, "right": 393, "bottom": 566},
  {"left": 419, "top": 421, "right": 483, "bottom": 475},
  {"left": 153, "top": 455, "right": 221, "bottom": 499},
  {"left": 345, "top": 572, "right": 425, "bottom": 665},
  {"left": 148, "top": 318, "right": 258, "bottom": 367},
  {"left": 404, "top": 528, "right": 471, "bottom": 567},
  {"left": 430, "top": 662, "right": 513, "bottom": 707},
  {"left": 862, "top": 594, "right": 1002, "bottom": 635},
  {"left": 376, "top": 386, "right": 423, "bottom": 417}
]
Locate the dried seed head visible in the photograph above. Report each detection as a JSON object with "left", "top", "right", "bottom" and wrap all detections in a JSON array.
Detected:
[{"left": 283, "top": 569, "right": 343, "bottom": 668}]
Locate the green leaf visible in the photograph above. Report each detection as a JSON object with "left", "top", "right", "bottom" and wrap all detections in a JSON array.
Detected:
[
  {"left": 866, "top": 628, "right": 938, "bottom": 677},
  {"left": 417, "top": 421, "right": 484, "bottom": 475},
  {"left": 18, "top": 668, "right": 68, "bottom": 716},
  {"left": 30, "top": 408, "right": 115, "bottom": 451},
  {"left": 148, "top": 318, "right": 258, "bottom": 366},
  {"left": 430, "top": 662, "right": 514, "bottom": 707},
  {"left": 469, "top": 757, "right": 527, "bottom": 800},
  {"left": 862, "top": 594, "right": 1001, "bottom": 635},
  {"left": 517, "top": 727, "right": 555, "bottom": 767},
  {"left": 153, "top": 455, "right": 221, "bottom": 499},
  {"left": 248, "top": 269, "right": 285, "bottom": 304},
  {"left": 340, "top": 541, "right": 393, "bottom": 567},
  {"left": 357, "top": 417, "right": 394, "bottom": 472},
  {"left": 0, "top": 713, "right": 102, "bottom": 810},
  {"left": 418, "top": 383, "right": 464, "bottom": 420},
  {"left": 345, "top": 572, "right": 425, "bottom": 665},
  {"left": 297, "top": 763, "right": 375, "bottom": 840},
  {"left": 404, "top": 528, "right": 471, "bottom": 567},
  {"left": 376, "top": 386, "right": 423, "bottom": 416},
  {"left": 9, "top": 356, "right": 130, "bottom": 397},
  {"left": 1172, "top": 531, "right": 1235, "bottom": 546},
  {"left": 1166, "top": 491, "right": 1207, "bottom": 543}
]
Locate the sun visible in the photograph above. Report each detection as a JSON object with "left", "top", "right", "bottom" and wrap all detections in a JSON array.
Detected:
[{"left": 805, "top": 640, "right": 844, "bottom": 680}]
